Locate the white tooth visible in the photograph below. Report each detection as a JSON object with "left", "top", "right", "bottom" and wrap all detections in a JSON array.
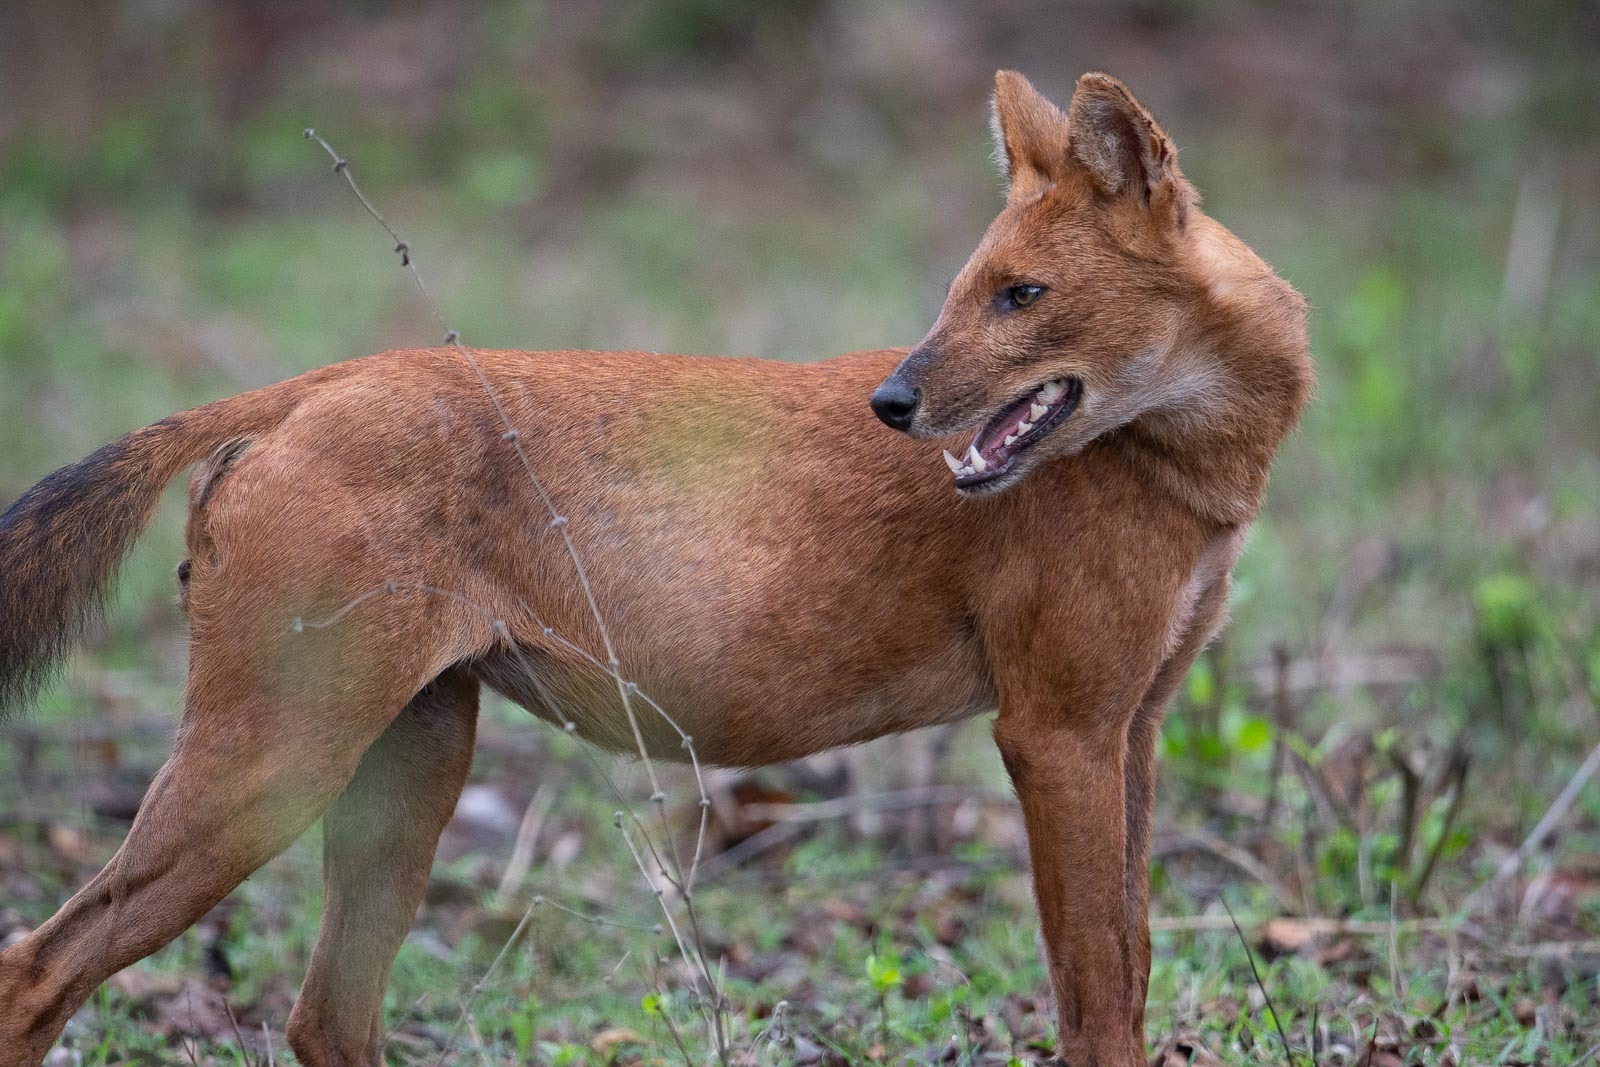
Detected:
[
  {"left": 1017, "top": 420, "right": 1033, "bottom": 435},
  {"left": 1030, "top": 402, "right": 1048, "bottom": 421},
  {"left": 942, "top": 449, "right": 963, "bottom": 474},
  {"left": 1038, "top": 380, "right": 1065, "bottom": 402},
  {"left": 1003, "top": 434, "right": 1018, "bottom": 447},
  {"left": 966, "top": 445, "right": 987, "bottom": 473}
]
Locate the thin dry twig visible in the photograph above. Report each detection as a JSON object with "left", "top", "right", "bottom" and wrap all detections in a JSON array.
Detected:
[
  {"left": 427, "top": 896, "right": 544, "bottom": 1067},
  {"left": 300, "top": 129, "right": 660, "bottom": 797},
  {"left": 1148, "top": 915, "right": 1453, "bottom": 936},
  {"left": 738, "top": 785, "right": 1013, "bottom": 823},
  {"left": 495, "top": 783, "right": 555, "bottom": 909},
  {"left": 224, "top": 1002, "right": 255, "bottom": 1067},
  {"left": 1571, "top": 1037, "right": 1600, "bottom": 1067},
  {"left": 1502, "top": 736, "right": 1600, "bottom": 878},
  {"left": 1468, "top": 722, "right": 1600, "bottom": 911},
  {"left": 303, "top": 130, "right": 730, "bottom": 1065},
  {"left": 1408, "top": 742, "right": 1469, "bottom": 908},
  {"left": 1222, "top": 899, "right": 1297, "bottom": 1067}
]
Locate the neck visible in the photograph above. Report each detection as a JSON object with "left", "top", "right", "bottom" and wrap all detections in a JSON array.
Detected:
[{"left": 1111, "top": 303, "right": 1312, "bottom": 527}]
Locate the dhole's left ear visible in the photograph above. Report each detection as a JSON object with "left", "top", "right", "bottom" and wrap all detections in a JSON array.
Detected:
[{"left": 1067, "top": 72, "right": 1188, "bottom": 225}]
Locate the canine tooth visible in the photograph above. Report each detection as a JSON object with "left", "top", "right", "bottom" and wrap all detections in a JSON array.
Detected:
[
  {"left": 1017, "top": 420, "right": 1033, "bottom": 435},
  {"left": 942, "top": 449, "right": 964, "bottom": 474},
  {"left": 966, "top": 445, "right": 987, "bottom": 473},
  {"left": 1030, "top": 402, "right": 1048, "bottom": 421},
  {"left": 1003, "top": 433, "right": 1018, "bottom": 446}
]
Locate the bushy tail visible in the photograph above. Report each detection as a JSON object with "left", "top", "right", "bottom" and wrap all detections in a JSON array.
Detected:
[{"left": 0, "top": 376, "right": 324, "bottom": 717}]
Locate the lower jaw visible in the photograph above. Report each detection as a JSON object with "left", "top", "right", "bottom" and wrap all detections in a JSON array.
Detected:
[
  {"left": 954, "top": 460, "right": 1027, "bottom": 495},
  {"left": 951, "top": 420, "right": 1063, "bottom": 492},
  {"left": 950, "top": 381, "right": 1081, "bottom": 492}
]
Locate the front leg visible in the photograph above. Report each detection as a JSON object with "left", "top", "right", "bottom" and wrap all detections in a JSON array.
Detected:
[
  {"left": 994, "top": 704, "right": 1145, "bottom": 1067},
  {"left": 981, "top": 515, "right": 1228, "bottom": 1064},
  {"left": 1121, "top": 569, "right": 1235, "bottom": 1046}
]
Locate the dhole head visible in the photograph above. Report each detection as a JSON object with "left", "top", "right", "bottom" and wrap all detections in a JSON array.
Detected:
[{"left": 872, "top": 70, "right": 1208, "bottom": 496}]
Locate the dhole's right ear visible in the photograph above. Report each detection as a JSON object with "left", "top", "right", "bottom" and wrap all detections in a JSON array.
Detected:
[
  {"left": 991, "top": 70, "right": 1070, "bottom": 205},
  {"left": 1066, "top": 72, "right": 1188, "bottom": 226}
]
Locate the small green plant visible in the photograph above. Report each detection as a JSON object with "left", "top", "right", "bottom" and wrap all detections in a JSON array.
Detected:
[
  {"left": 510, "top": 996, "right": 540, "bottom": 1059},
  {"left": 866, "top": 950, "right": 904, "bottom": 1051},
  {"left": 1473, "top": 571, "right": 1553, "bottom": 726},
  {"left": 537, "top": 1041, "right": 590, "bottom": 1066}
]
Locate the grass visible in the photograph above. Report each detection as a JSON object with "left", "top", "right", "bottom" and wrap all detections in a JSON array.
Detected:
[
  {"left": 2, "top": 3, "right": 1598, "bottom": 1063},
  {"left": 12, "top": 706, "right": 1600, "bottom": 1065}
]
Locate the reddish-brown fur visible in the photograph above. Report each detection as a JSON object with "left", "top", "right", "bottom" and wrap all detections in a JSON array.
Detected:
[{"left": 0, "top": 72, "right": 1309, "bottom": 1066}]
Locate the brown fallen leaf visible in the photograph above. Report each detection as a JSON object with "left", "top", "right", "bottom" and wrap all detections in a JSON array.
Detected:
[
  {"left": 820, "top": 896, "right": 864, "bottom": 924},
  {"left": 46, "top": 823, "right": 91, "bottom": 865},
  {"left": 108, "top": 967, "right": 186, "bottom": 1005},
  {"left": 1259, "top": 916, "right": 1315, "bottom": 957},
  {"left": 119, "top": 975, "right": 237, "bottom": 1040},
  {"left": 592, "top": 1026, "right": 642, "bottom": 1055},
  {"left": 1258, "top": 916, "right": 1362, "bottom": 966}
]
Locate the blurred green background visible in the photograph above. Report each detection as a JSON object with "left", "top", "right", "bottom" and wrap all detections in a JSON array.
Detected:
[{"left": 1, "top": 1, "right": 1597, "bottom": 1063}]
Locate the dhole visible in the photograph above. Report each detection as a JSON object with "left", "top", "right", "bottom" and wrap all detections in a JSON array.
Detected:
[{"left": 0, "top": 71, "right": 1310, "bottom": 1066}]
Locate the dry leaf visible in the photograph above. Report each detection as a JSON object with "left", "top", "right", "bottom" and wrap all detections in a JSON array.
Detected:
[
  {"left": 46, "top": 823, "right": 90, "bottom": 864},
  {"left": 592, "top": 1026, "right": 641, "bottom": 1054},
  {"left": 1259, "top": 916, "right": 1316, "bottom": 956}
]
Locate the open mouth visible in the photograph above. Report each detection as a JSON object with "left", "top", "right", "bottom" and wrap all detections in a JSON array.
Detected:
[{"left": 942, "top": 377, "right": 1082, "bottom": 489}]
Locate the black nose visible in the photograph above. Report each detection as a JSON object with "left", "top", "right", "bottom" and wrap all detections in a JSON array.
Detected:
[{"left": 870, "top": 379, "right": 921, "bottom": 430}]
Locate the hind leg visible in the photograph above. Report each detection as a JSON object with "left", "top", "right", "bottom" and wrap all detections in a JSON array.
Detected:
[
  {"left": 287, "top": 668, "right": 478, "bottom": 1067},
  {"left": 0, "top": 612, "right": 444, "bottom": 1065}
]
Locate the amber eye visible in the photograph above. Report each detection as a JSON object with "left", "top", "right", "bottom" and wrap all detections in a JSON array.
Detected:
[{"left": 1003, "top": 284, "right": 1045, "bottom": 309}]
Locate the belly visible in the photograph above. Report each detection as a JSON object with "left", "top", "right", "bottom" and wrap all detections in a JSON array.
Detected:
[{"left": 473, "top": 579, "right": 997, "bottom": 767}]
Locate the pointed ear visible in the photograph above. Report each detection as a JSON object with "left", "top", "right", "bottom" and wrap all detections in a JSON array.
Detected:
[
  {"left": 1067, "top": 73, "right": 1187, "bottom": 223},
  {"left": 990, "top": 70, "right": 1070, "bottom": 204}
]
